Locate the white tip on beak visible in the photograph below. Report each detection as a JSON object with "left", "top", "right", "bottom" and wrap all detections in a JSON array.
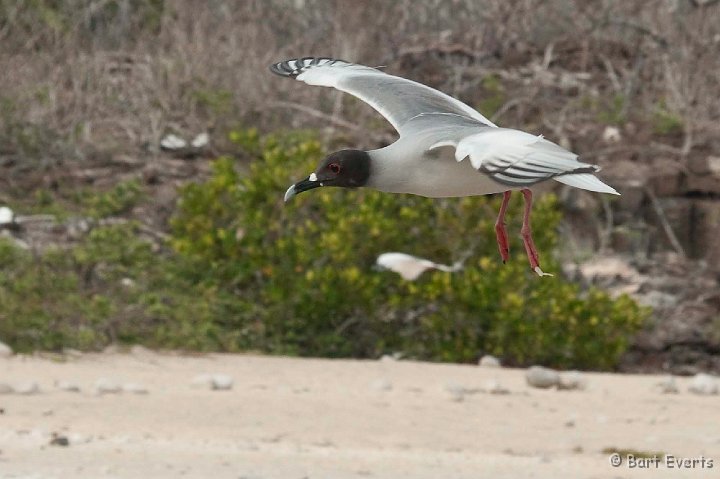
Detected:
[{"left": 284, "top": 184, "right": 297, "bottom": 202}]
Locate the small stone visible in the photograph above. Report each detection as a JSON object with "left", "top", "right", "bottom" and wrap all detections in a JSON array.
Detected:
[
  {"left": 14, "top": 381, "right": 40, "bottom": 395},
  {"left": 0, "top": 206, "right": 14, "bottom": 225},
  {"left": 565, "top": 419, "right": 576, "bottom": 428},
  {"left": 656, "top": 376, "right": 679, "bottom": 394},
  {"left": 0, "top": 382, "right": 13, "bottom": 394},
  {"left": 688, "top": 373, "right": 719, "bottom": 396},
  {"left": 122, "top": 383, "right": 149, "bottom": 394},
  {"left": 62, "top": 348, "right": 83, "bottom": 359},
  {"left": 55, "top": 380, "right": 81, "bottom": 392},
  {"left": 94, "top": 378, "right": 121, "bottom": 395},
  {"left": 211, "top": 374, "right": 233, "bottom": 391},
  {"left": 50, "top": 433, "right": 69, "bottom": 447},
  {"left": 191, "top": 132, "right": 209, "bottom": 148},
  {"left": 602, "top": 126, "right": 622, "bottom": 143},
  {"left": 478, "top": 355, "right": 501, "bottom": 368},
  {"left": 483, "top": 379, "right": 509, "bottom": 395},
  {"left": 129, "top": 345, "right": 154, "bottom": 356},
  {"left": 371, "top": 378, "right": 393, "bottom": 392},
  {"left": 525, "top": 366, "right": 560, "bottom": 389},
  {"left": 0, "top": 341, "right": 13, "bottom": 358},
  {"left": 558, "top": 371, "right": 587, "bottom": 391},
  {"left": 120, "top": 277, "right": 135, "bottom": 288},
  {"left": 160, "top": 133, "right": 187, "bottom": 150},
  {"left": 444, "top": 382, "right": 466, "bottom": 401}
]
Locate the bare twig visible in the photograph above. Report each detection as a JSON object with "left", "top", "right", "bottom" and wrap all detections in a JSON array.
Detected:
[
  {"left": 269, "top": 101, "right": 364, "bottom": 132},
  {"left": 645, "top": 186, "right": 686, "bottom": 258}
]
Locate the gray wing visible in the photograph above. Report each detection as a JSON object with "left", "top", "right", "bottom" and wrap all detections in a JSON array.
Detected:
[
  {"left": 421, "top": 120, "right": 619, "bottom": 194},
  {"left": 270, "top": 57, "right": 496, "bottom": 135}
]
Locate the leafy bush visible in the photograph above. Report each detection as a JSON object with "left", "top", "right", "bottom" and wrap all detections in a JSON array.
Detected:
[
  {"left": 0, "top": 129, "right": 648, "bottom": 368},
  {"left": 170, "top": 130, "right": 649, "bottom": 369},
  {"left": 0, "top": 222, "right": 225, "bottom": 352}
]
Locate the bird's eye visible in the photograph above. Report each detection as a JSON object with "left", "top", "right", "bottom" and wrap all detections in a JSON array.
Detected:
[{"left": 328, "top": 163, "right": 341, "bottom": 174}]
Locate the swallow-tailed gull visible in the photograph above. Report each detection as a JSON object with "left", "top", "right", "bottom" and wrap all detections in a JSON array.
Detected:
[{"left": 272, "top": 57, "right": 619, "bottom": 276}]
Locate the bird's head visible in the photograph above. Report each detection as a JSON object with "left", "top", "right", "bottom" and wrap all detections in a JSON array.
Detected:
[{"left": 284, "top": 149, "right": 371, "bottom": 202}]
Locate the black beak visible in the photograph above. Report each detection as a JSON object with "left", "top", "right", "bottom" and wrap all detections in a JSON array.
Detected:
[{"left": 284, "top": 175, "right": 322, "bottom": 202}]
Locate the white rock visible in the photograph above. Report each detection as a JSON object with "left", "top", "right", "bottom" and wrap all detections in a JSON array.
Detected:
[
  {"left": 0, "top": 341, "right": 13, "bottom": 357},
  {"left": 94, "top": 378, "right": 121, "bottom": 395},
  {"left": 483, "top": 379, "right": 509, "bottom": 395},
  {"left": 379, "top": 354, "right": 397, "bottom": 363},
  {"left": 656, "top": 376, "right": 679, "bottom": 394},
  {"left": 130, "top": 345, "right": 153, "bottom": 356},
  {"left": 62, "top": 348, "right": 83, "bottom": 359},
  {"left": 14, "top": 381, "right": 40, "bottom": 395},
  {"left": 602, "top": 126, "right": 622, "bottom": 143},
  {"left": 56, "top": 380, "right": 81, "bottom": 392},
  {"left": 688, "top": 373, "right": 719, "bottom": 396},
  {"left": 160, "top": 133, "right": 187, "bottom": 150},
  {"left": 525, "top": 366, "right": 560, "bottom": 389},
  {"left": 211, "top": 374, "right": 234, "bottom": 391},
  {"left": 122, "top": 383, "right": 149, "bottom": 394},
  {"left": 478, "top": 355, "right": 501, "bottom": 368},
  {"left": 0, "top": 206, "right": 14, "bottom": 225},
  {"left": 371, "top": 378, "right": 393, "bottom": 392},
  {"left": 191, "top": 132, "right": 209, "bottom": 148},
  {"left": 443, "top": 382, "right": 467, "bottom": 401},
  {"left": 120, "top": 277, "right": 135, "bottom": 288},
  {"left": 0, "top": 382, "right": 13, "bottom": 394},
  {"left": 558, "top": 371, "right": 587, "bottom": 391}
]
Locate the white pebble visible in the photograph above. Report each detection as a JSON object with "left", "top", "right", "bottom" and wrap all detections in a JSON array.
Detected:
[
  {"left": 0, "top": 206, "right": 14, "bottom": 225},
  {"left": 191, "top": 132, "right": 209, "bottom": 148},
  {"left": 483, "top": 379, "right": 509, "bottom": 395},
  {"left": 558, "top": 371, "right": 587, "bottom": 391},
  {"left": 478, "top": 355, "right": 501, "bottom": 368},
  {"left": 56, "top": 380, "right": 81, "bottom": 393},
  {"left": 688, "top": 373, "right": 719, "bottom": 396},
  {"left": 602, "top": 126, "right": 622, "bottom": 143},
  {"left": 0, "top": 340, "right": 13, "bottom": 358},
  {"left": 122, "top": 383, "right": 149, "bottom": 394},
  {"left": 211, "top": 374, "right": 234, "bottom": 391},
  {"left": 94, "top": 378, "right": 121, "bottom": 395},
  {"left": 14, "top": 381, "right": 40, "bottom": 395},
  {"left": 160, "top": 133, "right": 187, "bottom": 150},
  {"left": 371, "top": 378, "right": 393, "bottom": 392},
  {"left": 525, "top": 366, "right": 560, "bottom": 389},
  {"left": 655, "top": 376, "right": 679, "bottom": 394}
]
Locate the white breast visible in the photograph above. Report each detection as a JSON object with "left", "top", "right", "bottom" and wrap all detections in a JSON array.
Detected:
[{"left": 368, "top": 143, "right": 511, "bottom": 198}]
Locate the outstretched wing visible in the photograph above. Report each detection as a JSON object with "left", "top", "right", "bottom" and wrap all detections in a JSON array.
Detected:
[
  {"left": 270, "top": 57, "right": 496, "bottom": 134},
  {"left": 428, "top": 126, "right": 619, "bottom": 194}
]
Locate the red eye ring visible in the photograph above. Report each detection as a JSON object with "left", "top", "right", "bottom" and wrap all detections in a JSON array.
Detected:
[{"left": 328, "top": 163, "right": 341, "bottom": 174}]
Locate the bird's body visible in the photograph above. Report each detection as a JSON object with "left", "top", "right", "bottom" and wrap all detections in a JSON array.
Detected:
[
  {"left": 271, "top": 57, "right": 619, "bottom": 275},
  {"left": 367, "top": 115, "right": 512, "bottom": 197}
]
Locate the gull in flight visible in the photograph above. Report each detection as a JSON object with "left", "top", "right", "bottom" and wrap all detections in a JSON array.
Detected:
[{"left": 272, "top": 57, "right": 619, "bottom": 276}]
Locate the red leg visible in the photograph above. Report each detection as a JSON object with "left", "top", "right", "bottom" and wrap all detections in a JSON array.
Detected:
[
  {"left": 495, "top": 191, "right": 512, "bottom": 263},
  {"left": 520, "top": 189, "right": 553, "bottom": 277}
]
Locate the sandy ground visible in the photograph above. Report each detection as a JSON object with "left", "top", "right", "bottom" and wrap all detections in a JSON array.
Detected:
[{"left": 1, "top": 351, "right": 718, "bottom": 479}]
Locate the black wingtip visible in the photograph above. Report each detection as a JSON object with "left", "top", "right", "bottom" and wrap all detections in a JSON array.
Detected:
[{"left": 269, "top": 57, "right": 349, "bottom": 78}]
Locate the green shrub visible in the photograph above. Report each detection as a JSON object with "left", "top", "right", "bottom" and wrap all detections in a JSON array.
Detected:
[{"left": 170, "top": 130, "right": 648, "bottom": 369}]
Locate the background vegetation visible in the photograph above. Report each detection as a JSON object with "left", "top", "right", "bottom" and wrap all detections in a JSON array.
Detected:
[{"left": 1, "top": 130, "right": 647, "bottom": 369}]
